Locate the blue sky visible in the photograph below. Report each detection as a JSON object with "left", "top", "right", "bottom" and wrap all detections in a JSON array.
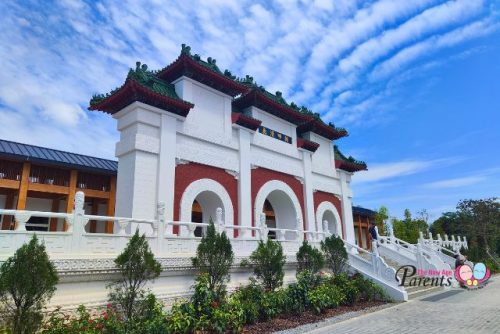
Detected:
[{"left": 0, "top": 0, "right": 499, "bottom": 221}]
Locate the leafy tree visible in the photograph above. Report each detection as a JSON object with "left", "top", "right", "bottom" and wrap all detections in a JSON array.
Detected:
[
  {"left": 296, "top": 240, "right": 324, "bottom": 274},
  {"left": 321, "top": 235, "right": 348, "bottom": 275},
  {"left": 457, "top": 198, "right": 499, "bottom": 267},
  {"left": 248, "top": 240, "right": 286, "bottom": 291},
  {"left": 392, "top": 209, "right": 428, "bottom": 244},
  {"left": 192, "top": 220, "right": 234, "bottom": 299},
  {"left": 0, "top": 235, "right": 58, "bottom": 334},
  {"left": 430, "top": 212, "right": 461, "bottom": 236},
  {"left": 374, "top": 206, "right": 389, "bottom": 233},
  {"left": 108, "top": 230, "right": 161, "bottom": 323}
]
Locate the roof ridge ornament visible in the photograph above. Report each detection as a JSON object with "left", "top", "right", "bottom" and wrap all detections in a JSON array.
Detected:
[{"left": 181, "top": 43, "right": 191, "bottom": 55}]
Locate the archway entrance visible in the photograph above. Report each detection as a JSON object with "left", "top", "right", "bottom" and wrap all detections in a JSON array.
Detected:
[
  {"left": 254, "top": 180, "right": 304, "bottom": 241},
  {"left": 322, "top": 210, "right": 337, "bottom": 236},
  {"left": 260, "top": 189, "right": 299, "bottom": 240},
  {"left": 180, "top": 178, "right": 234, "bottom": 236},
  {"left": 315, "top": 201, "right": 342, "bottom": 238},
  {"left": 190, "top": 191, "right": 224, "bottom": 237}
]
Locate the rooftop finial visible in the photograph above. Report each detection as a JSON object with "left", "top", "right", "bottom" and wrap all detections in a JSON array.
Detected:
[{"left": 181, "top": 43, "right": 191, "bottom": 55}]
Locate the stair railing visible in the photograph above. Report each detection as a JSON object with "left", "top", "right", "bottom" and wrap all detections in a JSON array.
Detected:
[{"left": 344, "top": 240, "right": 401, "bottom": 287}]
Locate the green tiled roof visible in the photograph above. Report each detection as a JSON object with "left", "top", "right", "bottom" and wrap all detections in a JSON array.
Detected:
[
  {"left": 181, "top": 44, "right": 223, "bottom": 74},
  {"left": 231, "top": 72, "right": 345, "bottom": 133},
  {"left": 90, "top": 62, "right": 183, "bottom": 106},
  {"left": 334, "top": 145, "right": 367, "bottom": 168}
]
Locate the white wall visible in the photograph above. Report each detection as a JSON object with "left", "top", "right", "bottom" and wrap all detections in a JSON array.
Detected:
[
  {"left": 176, "top": 133, "right": 239, "bottom": 172},
  {"left": 174, "top": 77, "right": 233, "bottom": 146},
  {"left": 303, "top": 132, "right": 336, "bottom": 177}
]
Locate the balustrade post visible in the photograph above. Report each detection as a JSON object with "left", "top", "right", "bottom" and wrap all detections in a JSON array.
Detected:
[
  {"left": 187, "top": 224, "right": 196, "bottom": 238},
  {"left": 259, "top": 212, "right": 268, "bottom": 241},
  {"left": 70, "top": 191, "right": 87, "bottom": 254},
  {"left": 388, "top": 224, "right": 394, "bottom": 243},
  {"left": 418, "top": 231, "right": 425, "bottom": 245},
  {"left": 416, "top": 243, "right": 424, "bottom": 271},
  {"left": 437, "top": 234, "right": 443, "bottom": 251},
  {"left": 371, "top": 241, "right": 380, "bottom": 276},
  {"left": 322, "top": 220, "right": 330, "bottom": 239},
  {"left": 155, "top": 202, "right": 165, "bottom": 255},
  {"left": 14, "top": 212, "right": 31, "bottom": 232},
  {"left": 296, "top": 215, "right": 303, "bottom": 242},
  {"left": 215, "top": 207, "right": 225, "bottom": 235}
]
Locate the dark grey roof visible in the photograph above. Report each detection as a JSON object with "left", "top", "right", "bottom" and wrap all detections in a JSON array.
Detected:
[
  {"left": 0, "top": 139, "right": 118, "bottom": 174},
  {"left": 352, "top": 206, "right": 376, "bottom": 217}
]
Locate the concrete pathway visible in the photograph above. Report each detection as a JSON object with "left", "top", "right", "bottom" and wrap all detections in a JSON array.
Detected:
[{"left": 306, "top": 277, "right": 500, "bottom": 334}]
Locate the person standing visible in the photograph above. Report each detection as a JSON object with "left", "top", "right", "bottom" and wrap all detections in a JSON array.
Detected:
[{"left": 369, "top": 220, "right": 378, "bottom": 244}]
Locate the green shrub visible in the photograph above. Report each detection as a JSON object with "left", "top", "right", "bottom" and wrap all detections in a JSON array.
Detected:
[
  {"left": 230, "top": 280, "right": 264, "bottom": 324},
  {"left": 296, "top": 240, "right": 324, "bottom": 274},
  {"left": 167, "top": 274, "right": 245, "bottom": 334},
  {"left": 352, "top": 274, "right": 390, "bottom": 302},
  {"left": 248, "top": 240, "right": 286, "bottom": 291},
  {"left": 108, "top": 230, "right": 161, "bottom": 324},
  {"left": 41, "top": 304, "right": 125, "bottom": 334},
  {"left": 260, "top": 289, "right": 288, "bottom": 320},
  {"left": 42, "top": 296, "right": 168, "bottom": 334},
  {"left": 131, "top": 293, "right": 169, "bottom": 334},
  {"left": 192, "top": 220, "right": 234, "bottom": 300},
  {"left": 308, "top": 284, "right": 344, "bottom": 314},
  {"left": 211, "top": 302, "right": 245, "bottom": 334},
  {"left": 167, "top": 302, "right": 196, "bottom": 334},
  {"left": 284, "top": 270, "right": 318, "bottom": 314},
  {"left": 321, "top": 235, "right": 348, "bottom": 275},
  {"left": 328, "top": 273, "right": 360, "bottom": 306},
  {"left": 0, "top": 235, "right": 58, "bottom": 334}
]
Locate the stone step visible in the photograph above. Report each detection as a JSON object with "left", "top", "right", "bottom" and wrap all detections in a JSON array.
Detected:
[{"left": 407, "top": 286, "right": 444, "bottom": 299}]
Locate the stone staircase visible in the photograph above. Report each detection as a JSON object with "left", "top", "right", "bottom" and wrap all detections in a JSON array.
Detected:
[
  {"left": 354, "top": 251, "right": 443, "bottom": 299},
  {"left": 382, "top": 256, "right": 443, "bottom": 299}
]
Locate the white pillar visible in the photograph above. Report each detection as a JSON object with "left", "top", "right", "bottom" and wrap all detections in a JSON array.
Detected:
[
  {"left": 238, "top": 129, "right": 252, "bottom": 237},
  {"left": 158, "top": 113, "right": 177, "bottom": 235},
  {"left": 301, "top": 150, "right": 315, "bottom": 234},
  {"left": 339, "top": 171, "right": 355, "bottom": 244},
  {"left": 113, "top": 102, "right": 180, "bottom": 233}
]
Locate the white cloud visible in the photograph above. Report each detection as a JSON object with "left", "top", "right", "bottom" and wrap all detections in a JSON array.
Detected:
[
  {"left": 424, "top": 176, "right": 486, "bottom": 189},
  {"left": 296, "top": 0, "right": 439, "bottom": 99},
  {"left": 338, "top": 0, "right": 485, "bottom": 74},
  {"left": 354, "top": 160, "right": 438, "bottom": 183},
  {"left": 370, "top": 19, "right": 499, "bottom": 80},
  {"left": 0, "top": 0, "right": 496, "bottom": 159}
]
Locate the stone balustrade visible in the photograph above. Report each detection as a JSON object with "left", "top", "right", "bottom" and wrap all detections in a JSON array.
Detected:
[{"left": 0, "top": 191, "right": 327, "bottom": 260}]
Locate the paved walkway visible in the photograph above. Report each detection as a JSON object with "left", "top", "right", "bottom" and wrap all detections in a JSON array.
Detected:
[{"left": 307, "top": 277, "right": 500, "bottom": 334}]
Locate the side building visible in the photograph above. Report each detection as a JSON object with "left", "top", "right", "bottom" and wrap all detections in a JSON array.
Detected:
[{"left": 0, "top": 139, "right": 117, "bottom": 233}]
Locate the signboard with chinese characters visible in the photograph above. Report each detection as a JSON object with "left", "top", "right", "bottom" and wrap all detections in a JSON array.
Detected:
[{"left": 258, "top": 126, "right": 292, "bottom": 144}]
